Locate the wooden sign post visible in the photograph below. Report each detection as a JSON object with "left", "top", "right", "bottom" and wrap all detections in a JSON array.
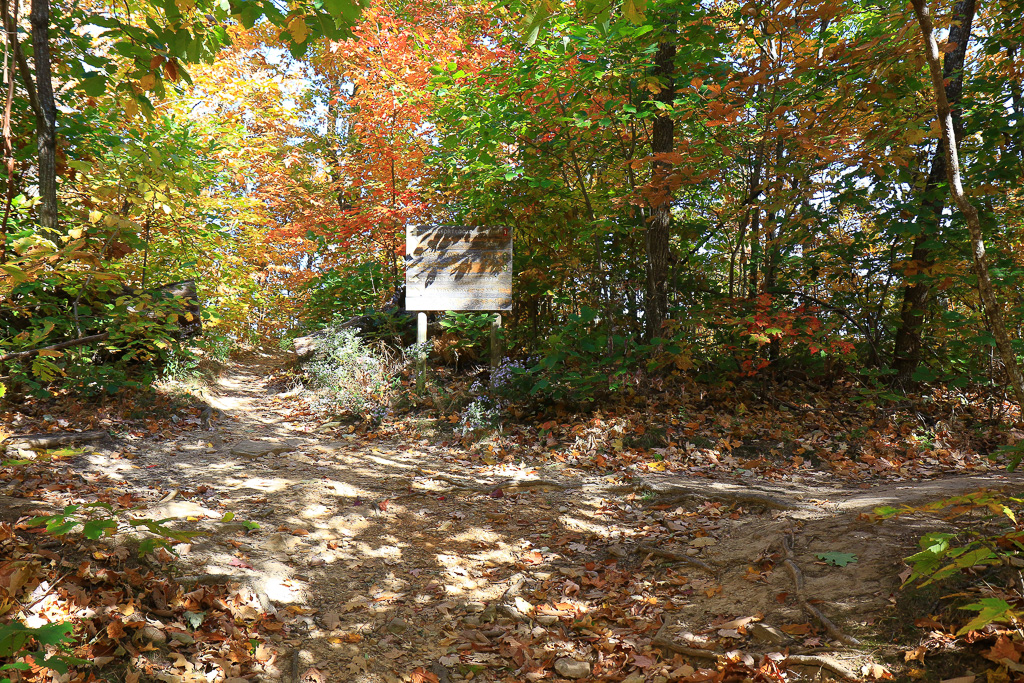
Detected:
[{"left": 406, "top": 225, "right": 513, "bottom": 388}]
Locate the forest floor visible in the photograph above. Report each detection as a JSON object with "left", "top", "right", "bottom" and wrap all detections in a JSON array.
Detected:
[{"left": 4, "top": 352, "right": 1024, "bottom": 683}]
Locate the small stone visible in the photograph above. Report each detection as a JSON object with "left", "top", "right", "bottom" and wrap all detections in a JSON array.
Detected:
[
  {"left": 386, "top": 618, "right": 410, "bottom": 635},
  {"left": 554, "top": 658, "right": 590, "bottom": 679},
  {"left": 558, "top": 506, "right": 569, "bottom": 513},
  {"left": 749, "top": 623, "right": 793, "bottom": 646}
]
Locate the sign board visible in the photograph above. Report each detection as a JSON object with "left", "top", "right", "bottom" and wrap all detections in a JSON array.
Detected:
[{"left": 406, "top": 225, "right": 512, "bottom": 311}]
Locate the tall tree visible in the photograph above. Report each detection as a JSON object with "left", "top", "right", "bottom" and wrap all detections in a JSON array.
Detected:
[
  {"left": 891, "top": 0, "right": 976, "bottom": 385},
  {"left": 644, "top": 12, "right": 676, "bottom": 342},
  {"left": 29, "top": 0, "right": 56, "bottom": 231},
  {"left": 910, "top": 0, "right": 1024, "bottom": 411}
]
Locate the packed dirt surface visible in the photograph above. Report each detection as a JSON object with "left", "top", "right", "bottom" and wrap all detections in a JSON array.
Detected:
[{"left": 66, "top": 354, "right": 1024, "bottom": 682}]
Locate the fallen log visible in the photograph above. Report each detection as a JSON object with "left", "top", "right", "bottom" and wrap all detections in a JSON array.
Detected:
[{"left": 2, "top": 430, "right": 109, "bottom": 448}]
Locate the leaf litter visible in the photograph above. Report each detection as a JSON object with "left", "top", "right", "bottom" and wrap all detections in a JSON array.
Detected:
[{"left": 2, "top": 355, "right": 1024, "bottom": 681}]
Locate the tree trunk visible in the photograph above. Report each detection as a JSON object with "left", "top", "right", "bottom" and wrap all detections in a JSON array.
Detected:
[
  {"left": 911, "top": 0, "right": 1024, "bottom": 412},
  {"left": 29, "top": 0, "right": 56, "bottom": 232},
  {"left": 644, "top": 23, "right": 675, "bottom": 342},
  {"left": 891, "top": 0, "right": 975, "bottom": 386}
]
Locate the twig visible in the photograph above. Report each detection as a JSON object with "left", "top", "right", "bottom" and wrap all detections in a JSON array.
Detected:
[
  {"left": 781, "top": 533, "right": 861, "bottom": 647},
  {"left": 0, "top": 332, "right": 110, "bottom": 362},
  {"left": 636, "top": 543, "right": 718, "bottom": 576}
]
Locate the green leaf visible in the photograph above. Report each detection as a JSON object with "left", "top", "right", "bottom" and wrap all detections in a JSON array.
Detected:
[
  {"left": 957, "top": 598, "right": 1016, "bottom": 636},
  {"left": 815, "top": 551, "right": 858, "bottom": 567},
  {"left": 82, "top": 519, "right": 117, "bottom": 539}
]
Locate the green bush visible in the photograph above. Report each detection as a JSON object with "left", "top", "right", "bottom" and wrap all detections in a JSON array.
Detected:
[
  {"left": 1, "top": 269, "right": 195, "bottom": 397},
  {"left": 501, "top": 306, "right": 691, "bottom": 406}
]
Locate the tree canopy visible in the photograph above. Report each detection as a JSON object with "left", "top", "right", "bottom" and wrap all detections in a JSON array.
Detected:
[{"left": 1, "top": 0, "right": 1023, "bottom": 404}]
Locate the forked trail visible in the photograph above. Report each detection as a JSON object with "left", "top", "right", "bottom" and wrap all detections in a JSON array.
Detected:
[{"left": 76, "top": 353, "right": 1024, "bottom": 681}]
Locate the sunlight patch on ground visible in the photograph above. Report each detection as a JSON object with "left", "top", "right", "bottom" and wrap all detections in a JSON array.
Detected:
[
  {"left": 467, "top": 544, "right": 519, "bottom": 565},
  {"left": 300, "top": 503, "right": 332, "bottom": 518},
  {"left": 559, "top": 514, "right": 608, "bottom": 535},
  {"left": 363, "top": 453, "right": 417, "bottom": 470},
  {"left": 326, "top": 480, "right": 372, "bottom": 497},
  {"left": 323, "top": 517, "right": 372, "bottom": 535},
  {"left": 227, "top": 476, "right": 292, "bottom": 493},
  {"left": 354, "top": 542, "right": 403, "bottom": 562},
  {"left": 450, "top": 528, "right": 501, "bottom": 544},
  {"left": 209, "top": 395, "right": 245, "bottom": 410}
]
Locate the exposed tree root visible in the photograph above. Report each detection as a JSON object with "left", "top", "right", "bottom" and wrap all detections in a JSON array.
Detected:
[
  {"left": 623, "top": 480, "right": 804, "bottom": 511},
  {"left": 636, "top": 543, "right": 718, "bottom": 576},
  {"left": 784, "top": 654, "right": 859, "bottom": 680},
  {"left": 653, "top": 618, "right": 861, "bottom": 680},
  {"left": 781, "top": 533, "right": 862, "bottom": 647}
]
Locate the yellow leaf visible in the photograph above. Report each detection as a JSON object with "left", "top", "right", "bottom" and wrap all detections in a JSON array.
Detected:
[
  {"left": 68, "top": 227, "right": 85, "bottom": 239},
  {"left": 124, "top": 98, "right": 139, "bottom": 118},
  {"left": 37, "top": 349, "right": 64, "bottom": 358},
  {"left": 288, "top": 15, "right": 308, "bottom": 44},
  {"left": 904, "top": 128, "right": 926, "bottom": 144},
  {"left": 88, "top": 211, "right": 103, "bottom": 223},
  {"left": 139, "top": 73, "right": 156, "bottom": 91}
]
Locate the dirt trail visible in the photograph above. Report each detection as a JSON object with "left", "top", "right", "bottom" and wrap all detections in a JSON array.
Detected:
[{"left": 76, "top": 355, "right": 1024, "bottom": 682}]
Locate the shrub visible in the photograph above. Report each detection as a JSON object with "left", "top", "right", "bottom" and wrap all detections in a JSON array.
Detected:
[{"left": 305, "top": 328, "right": 396, "bottom": 419}]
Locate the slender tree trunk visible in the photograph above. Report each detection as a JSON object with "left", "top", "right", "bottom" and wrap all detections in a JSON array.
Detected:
[
  {"left": 644, "top": 22, "right": 675, "bottom": 342},
  {"left": 891, "top": 0, "right": 975, "bottom": 385},
  {"left": 29, "top": 0, "right": 56, "bottom": 231},
  {"left": 911, "top": 0, "right": 1024, "bottom": 412},
  {"left": 1008, "top": 45, "right": 1023, "bottom": 167}
]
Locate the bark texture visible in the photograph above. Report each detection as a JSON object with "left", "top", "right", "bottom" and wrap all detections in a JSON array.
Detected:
[
  {"left": 29, "top": 0, "right": 57, "bottom": 231},
  {"left": 644, "top": 24, "right": 676, "bottom": 342},
  {"left": 911, "top": 0, "right": 1024, "bottom": 412},
  {"left": 892, "top": 0, "right": 975, "bottom": 385}
]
